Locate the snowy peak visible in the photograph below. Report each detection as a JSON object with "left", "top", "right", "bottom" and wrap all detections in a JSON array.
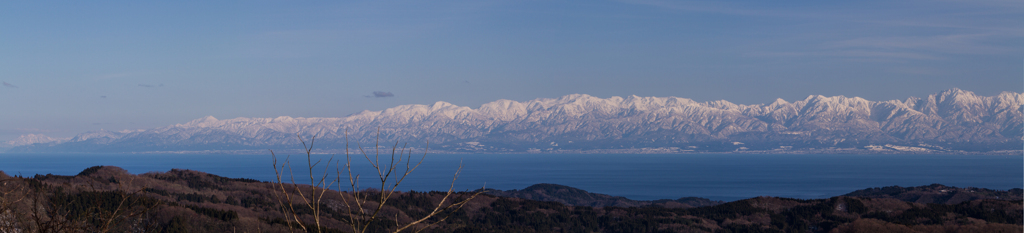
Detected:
[
  {"left": 905, "top": 89, "right": 1009, "bottom": 124},
  {"left": 8, "top": 89, "right": 1022, "bottom": 153},
  {"left": 478, "top": 99, "right": 528, "bottom": 120},
  {"left": 178, "top": 116, "right": 220, "bottom": 127},
  {"left": 2, "top": 134, "right": 69, "bottom": 147},
  {"left": 769, "top": 98, "right": 789, "bottom": 107},
  {"left": 67, "top": 129, "right": 129, "bottom": 143}
]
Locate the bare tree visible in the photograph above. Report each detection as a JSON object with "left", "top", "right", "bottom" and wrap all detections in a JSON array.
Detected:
[
  {"left": 0, "top": 172, "right": 26, "bottom": 233},
  {"left": 272, "top": 131, "right": 482, "bottom": 233}
]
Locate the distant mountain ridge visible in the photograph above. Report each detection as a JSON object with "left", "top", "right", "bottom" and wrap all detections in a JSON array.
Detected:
[
  {"left": 7, "top": 88, "right": 1023, "bottom": 153},
  {"left": 3, "top": 134, "right": 69, "bottom": 147}
]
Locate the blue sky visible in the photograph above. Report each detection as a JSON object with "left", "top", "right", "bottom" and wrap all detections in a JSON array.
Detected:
[{"left": 1, "top": 0, "right": 1021, "bottom": 140}]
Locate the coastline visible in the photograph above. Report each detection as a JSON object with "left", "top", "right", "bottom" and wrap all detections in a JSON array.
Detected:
[{"left": 3, "top": 148, "right": 1018, "bottom": 155}]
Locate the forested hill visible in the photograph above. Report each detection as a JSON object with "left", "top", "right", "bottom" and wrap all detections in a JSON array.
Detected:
[
  {"left": 485, "top": 183, "right": 725, "bottom": 208},
  {"left": 845, "top": 184, "right": 1023, "bottom": 204},
  {"left": 0, "top": 166, "right": 1020, "bottom": 232}
]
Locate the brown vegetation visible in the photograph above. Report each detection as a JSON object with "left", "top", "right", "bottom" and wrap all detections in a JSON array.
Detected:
[
  {"left": 0, "top": 165, "right": 1019, "bottom": 232},
  {"left": 845, "top": 184, "right": 1023, "bottom": 204},
  {"left": 486, "top": 183, "right": 723, "bottom": 208},
  {"left": 269, "top": 134, "right": 483, "bottom": 233}
]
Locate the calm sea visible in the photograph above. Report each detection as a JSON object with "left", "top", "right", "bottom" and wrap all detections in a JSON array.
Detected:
[{"left": 0, "top": 153, "right": 1020, "bottom": 202}]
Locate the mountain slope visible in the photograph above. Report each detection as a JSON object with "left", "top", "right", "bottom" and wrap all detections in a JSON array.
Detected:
[
  {"left": 1, "top": 134, "right": 69, "bottom": 148},
  {"left": 8, "top": 88, "right": 1022, "bottom": 153}
]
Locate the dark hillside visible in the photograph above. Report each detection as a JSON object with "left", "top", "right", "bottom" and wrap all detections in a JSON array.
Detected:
[
  {"left": 0, "top": 166, "right": 1019, "bottom": 232},
  {"left": 845, "top": 184, "right": 1023, "bottom": 204},
  {"left": 486, "top": 183, "right": 724, "bottom": 208}
]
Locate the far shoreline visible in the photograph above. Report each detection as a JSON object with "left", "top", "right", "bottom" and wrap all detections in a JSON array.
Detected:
[{"left": 1, "top": 149, "right": 1020, "bottom": 156}]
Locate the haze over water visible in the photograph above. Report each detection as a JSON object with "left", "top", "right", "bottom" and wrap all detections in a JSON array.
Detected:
[{"left": 2, "top": 153, "right": 1019, "bottom": 202}]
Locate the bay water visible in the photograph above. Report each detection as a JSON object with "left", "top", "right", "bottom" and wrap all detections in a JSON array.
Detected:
[{"left": 0, "top": 153, "right": 1020, "bottom": 202}]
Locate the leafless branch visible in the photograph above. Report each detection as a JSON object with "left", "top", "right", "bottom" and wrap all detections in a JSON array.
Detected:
[{"left": 272, "top": 130, "right": 481, "bottom": 233}]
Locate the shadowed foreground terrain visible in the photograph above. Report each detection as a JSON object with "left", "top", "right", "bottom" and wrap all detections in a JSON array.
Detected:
[
  {"left": 485, "top": 183, "right": 725, "bottom": 208},
  {"left": 0, "top": 166, "right": 1020, "bottom": 232}
]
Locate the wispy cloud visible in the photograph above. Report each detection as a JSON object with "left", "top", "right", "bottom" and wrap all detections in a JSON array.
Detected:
[
  {"left": 366, "top": 91, "right": 395, "bottom": 98},
  {"left": 0, "top": 128, "right": 59, "bottom": 134},
  {"left": 745, "top": 47, "right": 945, "bottom": 62},
  {"left": 2, "top": 82, "right": 18, "bottom": 88},
  {"left": 619, "top": 0, "right": 795, "bottom": 17},
  {"left": 824, "top": 33, "right": 1008, "bottom": 55},
  {"left": 97, "top": 73, "right": 135, "bottom": 80},
  {"left": 936, "top": 0, "right": 1024, "bottom": 10},
  {"left": 838, "top": 50, "right": 944, "bottom": 61},
  {"left": 747, "top": 32, "right": 1013, "bottom": 61},
  {"left": 633, "top": 0, "right": 1022, "bottom": 62},
  {"left": 889, "top": 67, "right": 941, "bottom": 75}
]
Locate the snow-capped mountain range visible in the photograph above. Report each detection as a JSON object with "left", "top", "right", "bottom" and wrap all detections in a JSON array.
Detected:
[
  {"left": 6, "top": 88, "right": 1022, "bottom": 153},
  {"left": 3, "top": 134, "right": 69, "bottom": 147}
]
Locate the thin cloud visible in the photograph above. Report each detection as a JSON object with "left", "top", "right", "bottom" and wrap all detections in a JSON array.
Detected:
[
  {"left": 3, "top": 82, "right": 18, "bottom": 88},
  {"left": 0, "top": 128, "right": 59, "bottom": 134},
  {"left": 744, "top": 49, "right": 942, "bottom": 61},
  {"left": 366, "top": 91, "right": 395, "bottom": 98},
  {"left": 621, "top": 0, "right": 791, "bottom": 17},
  {"left": 636, "top": 0, "right": 1023, "bottom": 62},
  {"left": 138, "top": 84, "right": 164, "bottom": 88},
  {"left": 745, "top": 31, "right": 1013, "bottom": 61},
  {"left": 838, "top": 50, "right": 943, "bottom": 61},
  {"left": 97, "top": 73, "right": 134, "bottom": 80},
  {"left": 823, "top": 34, "right": 1008, "bottom": 55}
]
